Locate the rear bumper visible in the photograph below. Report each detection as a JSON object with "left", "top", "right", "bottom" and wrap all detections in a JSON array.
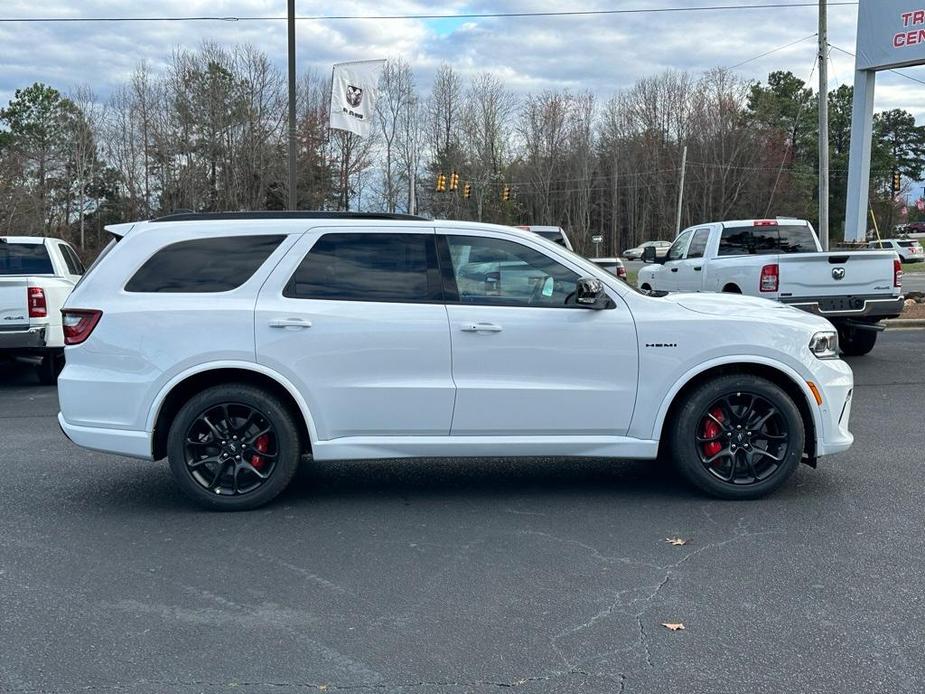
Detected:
[
  {"left": 0, "top": 327, "right": 47, "bottom": 352},
  {"left": 784, "top": 295, "right": 904, "bottom": 321},
  {"left": 57, "top": 412, "right": 153, "bottom": 460}
]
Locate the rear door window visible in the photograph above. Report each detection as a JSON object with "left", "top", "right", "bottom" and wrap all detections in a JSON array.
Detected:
[
  {"left": 0, "top": 242, "right": 54, "bottom": 275},
  {"left": 284, "top": 233, "right": 442, "bottom": 303},
  {"left": 776, "top": 225, "right": 817, "bottom": 253},
  {"left": 126, "top": 235, "right": 285, "bottom": 293},
  {"left": 898, "top": 241, "right": 916, "bottom": 248}
]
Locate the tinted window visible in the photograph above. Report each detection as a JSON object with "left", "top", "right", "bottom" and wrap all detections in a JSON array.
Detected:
[
  {"left": 667, "top": 230, "right": 693, "bottom": 261},
  {"left": 126, "top": 235, "right": 284, "bottom": 293},
  {"left": 445, "top": 235, "right": 580, "bottom": 307},
  {"left": 0, "top": 243, "right": 53, "bottom": 275},
  {"left": 285, "top": 233, "right": 440, "bottom": 303},
  {"left": 686, "top": 229, "right": 710, "bottom": 259},
  {"left": 718, "top": 227, "right": 777, "bottom": 256},
  {"left": 777, "top": 225, "right": 818, "bottom": 253},
  {"left": 898, "top": 241, "right": 916, "bottom": 248},
  {"left": 60, "top": 245, "right": 84, "bottom": 275}
]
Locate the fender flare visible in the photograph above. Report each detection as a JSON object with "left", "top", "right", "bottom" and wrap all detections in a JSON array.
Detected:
[
  {"left": 650, "top": 355, "right": 822, "bottom": 442},
  {"left": 144, "top": 360, "right": 319, "bottom": 444}
]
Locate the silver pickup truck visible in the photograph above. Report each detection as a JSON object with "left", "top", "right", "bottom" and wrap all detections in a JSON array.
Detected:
[
  {"left": 638, "top": 219, "right": 903, "bottom": 356},
  {"left": 1, "top": 236, "right": 84, "bottom": 383}
]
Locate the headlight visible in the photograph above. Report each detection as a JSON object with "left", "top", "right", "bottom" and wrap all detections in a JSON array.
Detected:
[{"left": 809, "top": 331, "right": 839, "bottom": 359}]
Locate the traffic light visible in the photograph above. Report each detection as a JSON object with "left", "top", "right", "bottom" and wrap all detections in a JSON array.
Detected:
[
  {"left": 463, "top": 182, "right": 472, "bottom": 199},
  {"left": 892, "top": 171, "right": 902, "bottom": 196},
  {"left": 436, "top": 173, "right": 446, "bottom": 193},
  {"left": 501, "top": 184, "right": 511, "bottom": 202},
  {"left": 449, "top": 171, "right": 459, "bottom": 192}
]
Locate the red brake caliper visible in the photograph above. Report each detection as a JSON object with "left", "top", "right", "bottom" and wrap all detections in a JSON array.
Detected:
[
  {"left": 702, "top": 408, "right": 725, "bottom": 459},
  {"left": 251, "top": 434, "right": 270, "bottom": 471}
]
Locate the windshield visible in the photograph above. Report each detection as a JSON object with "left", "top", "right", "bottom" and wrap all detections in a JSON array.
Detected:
[{"left": 0, "top": 242, "right": 53, "bottom": 275}]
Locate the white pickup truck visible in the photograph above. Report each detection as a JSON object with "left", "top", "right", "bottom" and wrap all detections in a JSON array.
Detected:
[
  {"left": 0, "top": 236, "right": 85, "bottom": 383},
  {"left": 638, "top": 219, "right": 904, "bottom": 356}
]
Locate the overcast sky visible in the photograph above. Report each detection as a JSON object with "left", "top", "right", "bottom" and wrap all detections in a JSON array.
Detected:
[{"left": 1, "top": 0, "right": 924, "bottom": 118}]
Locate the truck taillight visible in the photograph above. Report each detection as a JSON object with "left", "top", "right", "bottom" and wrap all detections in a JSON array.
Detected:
[
  {"left": 894, "top": 258, "right": 903, "bottom": 288},
  {"left": 28, "top": 287, "right": 47, "bottom": 318},
  {"left": 62, "top": 309, "right": 102, "bottom": 346},
  {"left": 759, "top": 264, "right": 779, "bottom": 293},
  {"left": 617, "top": 266, "right": 627, "bottom": 279}
]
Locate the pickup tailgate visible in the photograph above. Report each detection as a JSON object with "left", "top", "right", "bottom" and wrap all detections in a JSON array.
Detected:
[
  {"left": 0, "top": 278, "right": 30, "bottom": 329},
  {"left": 778, "top": 251, "right": 898, "bottom": 299}
]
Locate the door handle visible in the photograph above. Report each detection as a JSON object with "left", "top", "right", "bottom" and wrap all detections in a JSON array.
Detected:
[
  {"left": 460, "top": 322, "right": 503, "bottom": 333},
  {"left": 269, "top": 318, "right": 312, "bottom": 329},
  {"left": 670, "top": 267, "right": 679, "bottom": 272},
  {"left": 694, "top": 266, "right": 702, "bottom": 272}
]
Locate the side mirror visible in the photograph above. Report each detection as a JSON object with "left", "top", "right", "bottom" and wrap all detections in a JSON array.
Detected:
[
  {"left": 641, "top": 246, "right": 665, "bottom": 264},
  {"left": 575, "top": 277, "right": 612, "bottom": 310}
]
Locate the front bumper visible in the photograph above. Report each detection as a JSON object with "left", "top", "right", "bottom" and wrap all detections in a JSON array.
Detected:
[
  {"left": 811, "top": 357, "right": 854, "bottom": 457},
  {"left": 0, "top": 326, "right": 47, "bottom": 351}
]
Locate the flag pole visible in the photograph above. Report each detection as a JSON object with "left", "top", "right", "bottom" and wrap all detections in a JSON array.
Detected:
[{"left": 287, "top": 0, "right": 298, "bottom": 210}]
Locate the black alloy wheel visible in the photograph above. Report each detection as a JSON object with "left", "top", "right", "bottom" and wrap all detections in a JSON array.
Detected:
[
  {"left": 167, "top": 384, "right": 302, "bottom": 510},
  {"left": 669, "top": 374, "right": 804, "bottom": 499},
  {"left": 184, "top": 403, "right": 279, "bottom": 496}
]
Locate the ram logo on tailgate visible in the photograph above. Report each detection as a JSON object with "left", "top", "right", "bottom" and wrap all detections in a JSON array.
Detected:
[{"left": 832, "top": 267, "right": 846, "bottom": 280}]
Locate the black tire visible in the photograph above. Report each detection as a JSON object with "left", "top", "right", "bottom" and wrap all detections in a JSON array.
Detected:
[
  {"left": 838, "top": 328, "right": 877, "bottom": 357},
  {"left": 167, "top": 384, "right": 302, "bottom": 511},
  {"left": 641, "top": 283, "right": 652, "bottom": 293},
  {"left": 37, "top": 352, "right": 64, "bottom": 386},
  {"left": 722, "top": 284, "right": 742, "bottom": 294},
  {"left": 668, "top": 374, "right": 804, "bottom": 500}
]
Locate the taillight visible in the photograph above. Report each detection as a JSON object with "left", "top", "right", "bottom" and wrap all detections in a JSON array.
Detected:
[
  {"left": 617, "top": 266, "right": 627, "bottom": 279},
  {"left": 62, "top": 309, "right": 102, "bottom": 346},
  {"left": 759, "top": 264, "right": 779, "bottom": 293},
  {"left": 28, "top": 287, "right": 47, "bottom": 318},
  {"left": 894, "top": 258, "right": 903, "bottom": 288}
]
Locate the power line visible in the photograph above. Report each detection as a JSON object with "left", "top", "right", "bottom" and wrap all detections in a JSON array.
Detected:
[
  {"left": 0, "top": 2, "right": 860, "bottom": 23},
  {"left": 725, "top": 33, "right": 817, "bottom": 71},
  {"left": 828, "top": 43, "right": 925, "bottom": 88}
]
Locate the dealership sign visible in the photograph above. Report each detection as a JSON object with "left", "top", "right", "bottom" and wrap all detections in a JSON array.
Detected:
[{"left": 857, "top": 1, "right": 925, "bottom": 69}]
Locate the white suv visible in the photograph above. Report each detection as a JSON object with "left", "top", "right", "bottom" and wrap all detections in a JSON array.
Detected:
[{"left": 58, "top": 212, "right": 854, "bottom": 510}]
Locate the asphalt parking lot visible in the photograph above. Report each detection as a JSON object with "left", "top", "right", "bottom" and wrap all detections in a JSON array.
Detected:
[{"left": 1, "top": 332, "right": 924, "bottom": 693}]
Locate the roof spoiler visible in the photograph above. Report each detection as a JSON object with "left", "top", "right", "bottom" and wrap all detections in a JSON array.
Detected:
[{"left": 103, "top": 222, "right": 137, "bottom": 238}]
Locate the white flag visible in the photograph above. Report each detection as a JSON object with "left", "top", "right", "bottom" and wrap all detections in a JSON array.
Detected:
[{"left": 329, "top": 59, "right": 386, "bottom": 137}]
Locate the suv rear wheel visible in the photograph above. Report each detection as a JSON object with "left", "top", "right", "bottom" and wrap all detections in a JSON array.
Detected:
[
  {"left": 668, "top": 374, "right": 804, "bottom": 500},
  {"left": 167, "top": 384, "right": 302, "bottom": 510}
]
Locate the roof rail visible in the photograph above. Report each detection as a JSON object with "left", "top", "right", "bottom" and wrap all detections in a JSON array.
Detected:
[{"left": 149, "top": 211, "right": 428, "bottom": 223}]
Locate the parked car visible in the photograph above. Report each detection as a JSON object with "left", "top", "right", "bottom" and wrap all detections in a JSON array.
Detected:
[
  {"left": 0, "top": 236, "right": 84, "bottom": 383},
  {"left": 903, "top": 222, "right": 925, "bottom": 234},
  {"left": 868, "top": 239, "right": 924, "bottom": 263},
  {"left": 516, "top": 225, "right": 574, "bottom": 250},
  {"left": 624, "top": 240, "right": 671, "bottom": 260},
  {"left": 59, "top": 211, "right": 854, "bottom": 510},
  {"left": 589, "top": 257, "right": 627, "bottom": 280},
  {"left": 637, "top": 219, "right": 903, "bottom": 356}
]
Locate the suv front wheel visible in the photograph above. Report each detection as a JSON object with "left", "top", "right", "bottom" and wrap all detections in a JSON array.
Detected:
[
  {"left": 668, "top": 374, "right": 805, "bottom": 500},
  {"left": 167, "top": 384, "right": 302, "bottom": 510}
]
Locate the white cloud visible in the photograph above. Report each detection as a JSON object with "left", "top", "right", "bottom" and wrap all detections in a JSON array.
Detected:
[{"left": 0, "top": 0, "right": 923, "bottom": 119}]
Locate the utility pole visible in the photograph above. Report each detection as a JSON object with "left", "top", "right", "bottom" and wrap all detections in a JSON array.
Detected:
[
  {"left": 287, "top": 0, "right": 298, "bottom": 210},
  {"left": 675, "top": 145, "right": 688, "bottom": 235},
  {"left": 818, "top": 0, "right": 830, "bottom": 250}
]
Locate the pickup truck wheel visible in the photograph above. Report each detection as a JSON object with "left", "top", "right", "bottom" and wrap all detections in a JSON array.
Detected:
[
  {"left": 37, "top": 353, "right": 64, "bottom": 386},
  {"left": 167, "top": 384, "right": 301, "bottom": 511},
  {"left": 668, "top": 375, "right": 804, "bottom": 500},
  {"left": 838, "top": 328, "right": 877, "bottom": 357}
]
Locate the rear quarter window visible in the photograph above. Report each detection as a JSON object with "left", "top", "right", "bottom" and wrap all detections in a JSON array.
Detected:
[
  {"left": 126, "top": 235, "right": 285, "bottom": 293},
  {"left": 0, "top": 242, "right": 53, "bottom": 275}
]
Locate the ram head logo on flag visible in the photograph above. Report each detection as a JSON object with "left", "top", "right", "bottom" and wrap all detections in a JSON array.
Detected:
[{"left": 329, "top": 59, "right": 386, "bottom": 137}]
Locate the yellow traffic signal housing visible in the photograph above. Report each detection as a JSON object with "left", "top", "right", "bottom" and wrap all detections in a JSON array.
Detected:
[
  {"left": 449, "top": 171, "right": 459, "bottom": 191},
  {"left": 463, "top": 182, "right": 472, "bottom": 199},
  {"left": 436, "top": 173, "right": 446, "bottom": 193},
  {"left": 501, "top": 185, "right": 511, "bottom": 202},
  {"left": 892, "top": 171, "right": 902, "bottom": 196}
]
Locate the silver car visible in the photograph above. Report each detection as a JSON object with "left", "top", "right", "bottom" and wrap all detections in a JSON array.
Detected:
[{"left": 623, "top": 240, "right": 671, "bottom": 260}]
